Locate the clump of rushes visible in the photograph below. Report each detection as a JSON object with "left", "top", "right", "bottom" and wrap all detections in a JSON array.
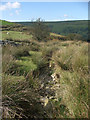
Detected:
[
  {"left": 52, "top": 42, "right": 89, "bottom": 118},
  {"left": 54, "top": 42, "right": 88, "bottom": 73}
]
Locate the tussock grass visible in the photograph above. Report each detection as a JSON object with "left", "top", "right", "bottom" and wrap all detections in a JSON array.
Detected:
[
  {"left": 2, "top": 44, "right": 49, "bottom": 118},
  {"left": 54, "top": 42, "right": 88, "bottom": 73},
  {"left": 2, "top": 74, "right": 46, "bottom": 118},
  {"left": 2, "top": 45, "right": 31, "bottom": 75},
  {"left": 2, "top": 38, "right": 89, "bottom": 118},
  {"left": 52, "top": 41, "right": 89, "bottom": 118}
]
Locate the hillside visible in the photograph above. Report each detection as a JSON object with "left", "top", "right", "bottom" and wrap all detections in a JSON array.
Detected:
[
  {"left": 0, "top": 20, "right": 15, "bottom": 26},
  {"left": 1, "top": 20, "right": 88, "bottom": 40},
  {"left": 1, "top": 19, "right": 89, "bottom": 119},
  {"left": 2, "top": 39, "right": 88, "bottom": 118},
  {"left": 16, "top": 20, "right": 88, "bottom": 40},
  {"left": 0, "top": 20, "right": 27, "bottom": 32}
]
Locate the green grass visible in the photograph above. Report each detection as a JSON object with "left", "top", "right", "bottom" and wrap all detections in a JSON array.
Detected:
[
  {"left": 0, "top": 31, "right": 2, "bottom": 39},
  {"left": 0, "top": 20, "right": 15, "bottom": 26},
  {"left": 15, "top": 50, "right": 47, "bottom": 76},
  {"left": 2, "top": 31, "right": 32, "bottom": 41},
  {"left": 29, "top": 51, "right": 42, "bottom": 56},
  {"left": 50, "top": 32, "right": 65, "bottom": 37},
  {"left": 16, "top": 56, "right": 37, "bottom": 75}
]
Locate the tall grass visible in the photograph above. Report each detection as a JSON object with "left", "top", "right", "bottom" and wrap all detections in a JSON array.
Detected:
[
  {"left": 2, "top": 45, "right": 31, "bottom": 74},
  {"left": 52, "top": 42, "right": 89, "bottom": 118},
  {"left": 2, "top": 74, "right": 46, "bottom": 118},
  {"left": 2, "top": 44, "right": 49, "bottom": 118},
  {"left": 2, "top": 39, "right": 89, "bottom": 118}
]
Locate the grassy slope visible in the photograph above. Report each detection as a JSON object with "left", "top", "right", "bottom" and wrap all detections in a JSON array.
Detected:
[
  {"left": 1, "top": 31, "right": 32, "bottom": 41},
  {"left": 1, "top": 20, "right": 89, "bottom": 118},
  {"left": 0, "top": 20, "right": 15, "bottom": 26},
  {"left": 1, "top": 31, "right": 64, "bottom": 41}
]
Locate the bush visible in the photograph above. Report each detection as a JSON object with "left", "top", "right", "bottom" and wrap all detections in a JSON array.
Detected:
[{"left": 67, "top": 33, "right": 83, "bottom": 41}]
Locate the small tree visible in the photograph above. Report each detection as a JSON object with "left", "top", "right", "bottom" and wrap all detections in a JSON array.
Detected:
[{"left": 32, "top": 18, "right": 50, "bottom": 42}]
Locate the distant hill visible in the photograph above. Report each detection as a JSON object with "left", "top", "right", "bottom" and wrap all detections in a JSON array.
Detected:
[
  {"left": 16, "top": 20, "right": 88, "bottom": 40},
  {"left": 0, "top": 20, "right": 15, "bottom": 26},
  {"left": 0, "top": 20, "right": 25, "bottom": 31}
]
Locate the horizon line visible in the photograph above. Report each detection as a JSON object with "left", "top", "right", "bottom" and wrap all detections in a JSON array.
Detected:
[{"left": 2, "top": 19, "right": 88, "bottom": 22}]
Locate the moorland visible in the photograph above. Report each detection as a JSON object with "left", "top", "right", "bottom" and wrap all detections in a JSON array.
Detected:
[{"left": 0, "top": 19, "right": 89, "bottom": 118}]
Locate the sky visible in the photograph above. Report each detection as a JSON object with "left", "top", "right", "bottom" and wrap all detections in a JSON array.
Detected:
[{"left": 0, "top": 2, "right": 88, "bottom": 22}]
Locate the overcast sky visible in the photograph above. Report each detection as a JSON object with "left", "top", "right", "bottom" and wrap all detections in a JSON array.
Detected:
[{"left": 0, "top": 1, "right": 88, "bottom": 22}]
